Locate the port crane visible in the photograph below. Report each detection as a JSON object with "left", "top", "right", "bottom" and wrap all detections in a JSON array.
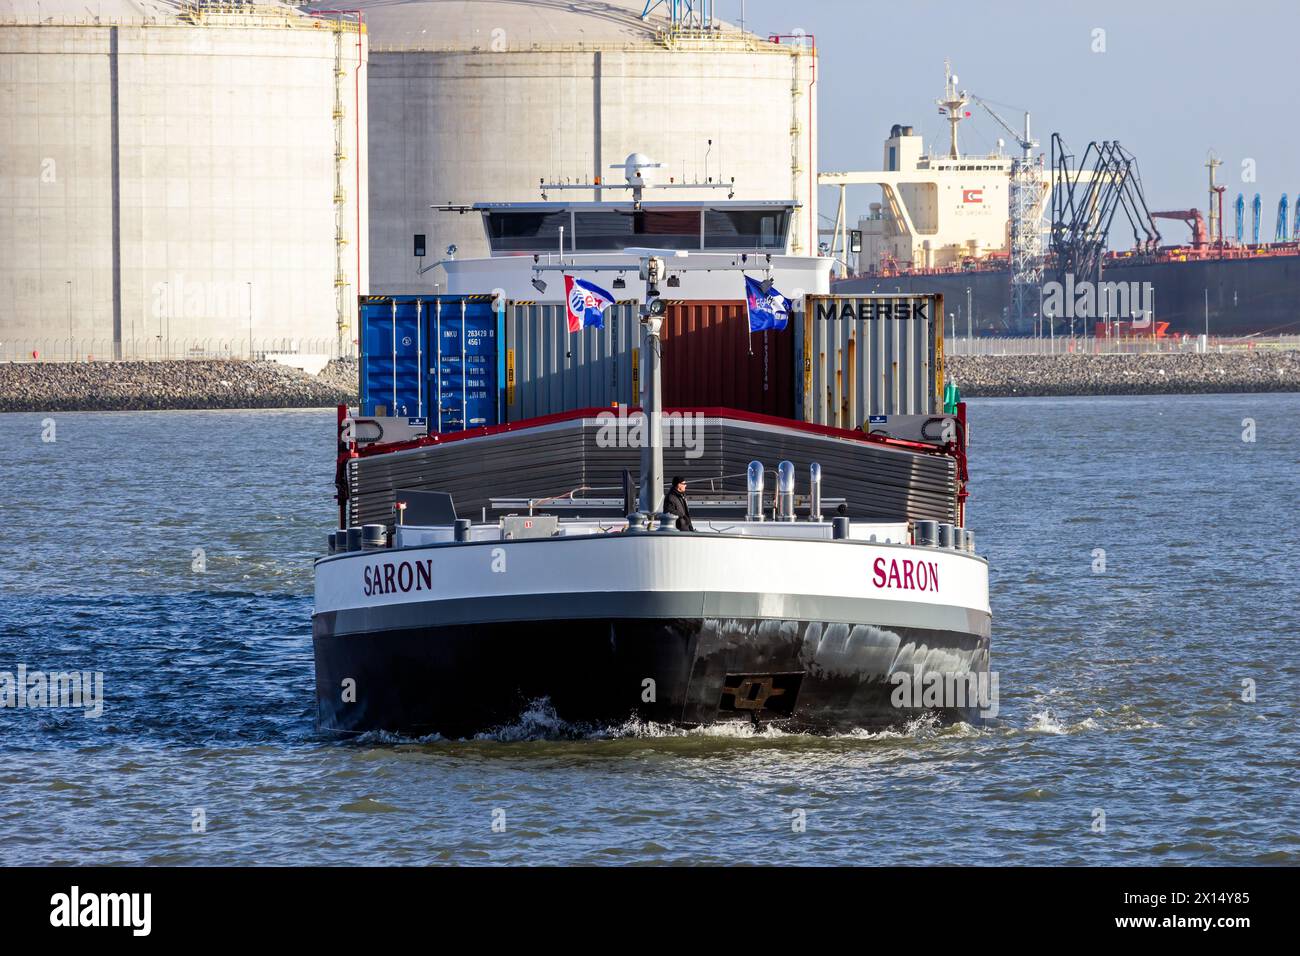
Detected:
[
  {"left": 1049, "top": 133, "right": 1160, "bottom": 292},
  {"left": 970, "top": 94, "right": 1043, "bottom": 328}
]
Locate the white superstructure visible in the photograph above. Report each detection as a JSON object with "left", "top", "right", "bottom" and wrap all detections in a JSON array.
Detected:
[
  {"left": 851, "top": 124, "right": 1015, "bottom": 273},
  {"left": 0, "top": 0, "right": 367, "bottom": 360}
]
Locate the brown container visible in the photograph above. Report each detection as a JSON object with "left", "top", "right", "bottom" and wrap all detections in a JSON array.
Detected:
[{"left": 660, "top": 300, "right": 795, "bottom": 417}]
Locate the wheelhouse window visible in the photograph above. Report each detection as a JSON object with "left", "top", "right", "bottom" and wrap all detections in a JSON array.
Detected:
[
  {"left": 703, "top": 209, "right": 788, "bottom": 250},
  {"left": 573, "top": 209, "right": 700, "bottom": 250},
  {"left": 485, "top": 210, "right": 570, "bottom": 252}
]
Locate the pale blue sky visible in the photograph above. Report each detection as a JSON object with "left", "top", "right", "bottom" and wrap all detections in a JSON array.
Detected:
[{"left": 732, "top": 0, "right": 1300, "bottom": 244}]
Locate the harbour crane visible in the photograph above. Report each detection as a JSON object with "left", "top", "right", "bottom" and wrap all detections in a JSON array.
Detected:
[
  {"left": 1276, "top": 194, "right": 1290, "bottom": 242},
  {"left": 1235, "top": 193, "right": 1245, "bottom": 244},
  {"left": 1049, "top": 133, "right": 1160, "bottom": 291},
  {"left": 970, "top": 94, "right": 1042, "bottom": 326},
  {"left": 1252, "top": 193, "right": 1261, "bottom": 244}
]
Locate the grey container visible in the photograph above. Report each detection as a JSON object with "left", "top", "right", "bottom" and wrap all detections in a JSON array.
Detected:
[
  {"left": 505, "top": 301, "right": 641, "bottom": 420},
  {"left": 362, "top": 524, "right": 388, "bottom": 549},
  {"left": 346, "top": 527, "right": 363, "bottom": 552},
  {"left": 797, "top": 293, "right": 944, "bottom": 427},
  {"left": 937, "top": 522, "right": 955, "bottom": 549}
]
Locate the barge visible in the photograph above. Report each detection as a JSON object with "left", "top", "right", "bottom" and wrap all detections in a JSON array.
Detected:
[{"left": 312, "top": 174, "right": 991, "bottom": 737}]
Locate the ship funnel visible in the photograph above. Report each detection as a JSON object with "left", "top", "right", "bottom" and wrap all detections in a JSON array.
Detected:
[
  {"left": 746, "top": 461, "right": 765, "bottom": 521},
  {"left": 809, "top": 462, "right": 823, "bottom": 522},
  {"left": 777, "top": 461, "right": 795, "bottom": 522}
]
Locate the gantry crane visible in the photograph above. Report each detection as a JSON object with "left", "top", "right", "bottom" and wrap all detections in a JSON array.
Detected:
[{"left": 970, "top": 94, "right": 1043, "bottom": 327}]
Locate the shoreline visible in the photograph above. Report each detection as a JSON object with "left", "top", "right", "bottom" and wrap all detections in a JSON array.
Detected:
[
  {"left": 0, "top": 352, "right": 1296, "bottom": 413},
  {"left": 947, "top": 351, "right": 1299, "bottom": 398}
]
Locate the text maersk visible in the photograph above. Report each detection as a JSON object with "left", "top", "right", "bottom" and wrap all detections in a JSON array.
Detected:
[{"left": 814, "top": 300, "right": 931, "bottom": 321}]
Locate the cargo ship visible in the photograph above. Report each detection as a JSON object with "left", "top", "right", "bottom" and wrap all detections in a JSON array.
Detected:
[
  {"left": 312, "top": 164, "right": 991, "bottom": 737},
  {"left": 824, "top": 67, "right": 1300, "bottom": 337}
]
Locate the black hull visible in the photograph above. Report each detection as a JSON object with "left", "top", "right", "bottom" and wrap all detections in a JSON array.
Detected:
[
  {"left": 312, "top": 614, "right": 990, "bottom": 738},
  {"left": 837, "top": 254, "right": 1300, "bottom": 336}
]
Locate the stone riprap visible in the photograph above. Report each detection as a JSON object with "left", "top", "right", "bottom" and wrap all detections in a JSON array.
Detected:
[
  {"left": 0, "top": 359, "right": 359, "bottom": 412},
  {"left": 2, "top": 351, "right": 1297, "bottom": 412},
  {"left": 947, "top": 351, "right": 1299, "bottom": 398}
]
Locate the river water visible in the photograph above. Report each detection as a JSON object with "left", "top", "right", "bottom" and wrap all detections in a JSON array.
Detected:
[{"left": 1, "top": 394, "right": 1296, "bottom": 865}]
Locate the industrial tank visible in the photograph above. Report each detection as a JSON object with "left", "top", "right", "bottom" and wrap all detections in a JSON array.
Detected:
[
  {"left": 0, "top": 0, "right": 367, "bottom": 360},
  {"left": 322, "top": 0, "right": 818, "bottom": 292}
]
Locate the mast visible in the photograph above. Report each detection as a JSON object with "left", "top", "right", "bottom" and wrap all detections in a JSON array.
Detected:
[{"left": 936, "top": 59, "right": 968, "bottom": 159}]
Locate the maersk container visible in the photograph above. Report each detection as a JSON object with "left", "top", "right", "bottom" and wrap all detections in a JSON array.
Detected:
[
  {"left": 504, "top": 302, "right": 641, "bottom": 420},
  {"left": 797, "top": 293, "right": 944, "bottom": 427},
  {"left": 358, "top": 294, "right": 503, "bottom": 432},
  {"left": 661, "top": 300, "right": 795, "bottom": 418}
]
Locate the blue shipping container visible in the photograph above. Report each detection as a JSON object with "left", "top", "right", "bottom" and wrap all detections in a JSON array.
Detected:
[{"left": 359, "top": 295, "right": 502, "bottom": 433}]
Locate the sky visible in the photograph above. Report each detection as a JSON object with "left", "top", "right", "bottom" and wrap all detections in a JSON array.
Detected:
[{"left": 732, "top": 0, "right": 1300, "bottom": 245}]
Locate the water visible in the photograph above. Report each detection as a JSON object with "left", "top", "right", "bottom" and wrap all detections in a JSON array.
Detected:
[{"left": 1, "top": 396, "right": 1296, "bottom": 865}]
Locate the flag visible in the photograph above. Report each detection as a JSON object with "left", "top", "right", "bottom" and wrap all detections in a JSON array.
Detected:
[
  {"left": 564, "top": 275, "right": 614, "bottom": 333},
  {"left": 744, "top": 275, "right": 790, "bottom": 332}
]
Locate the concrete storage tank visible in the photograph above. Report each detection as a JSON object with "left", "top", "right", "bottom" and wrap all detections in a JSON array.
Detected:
[
  {"left": 0, "top": 0, "right": 367, "bottom": 361},
  {"left": 318, "top": 0, "right": 818, "bottom": 293}
]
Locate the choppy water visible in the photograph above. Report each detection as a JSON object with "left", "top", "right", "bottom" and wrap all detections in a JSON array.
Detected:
[{"left": 1, "top": 395, "right": 1296, "bottom": 865}]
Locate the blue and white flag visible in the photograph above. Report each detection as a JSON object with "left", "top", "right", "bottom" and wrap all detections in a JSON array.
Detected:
[
  {"left": 565, "top": 275, "right": 614, "bottom": 333},
  {"left": 744, "top": 275, "right": 790, "bottom": 332}
]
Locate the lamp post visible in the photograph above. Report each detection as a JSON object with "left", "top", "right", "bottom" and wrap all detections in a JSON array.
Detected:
[
  {"left": 66, "top": 280, "right": 72, "bottom": 361},
  {"left": 247, "top": 282, "right": 254, "bottom": 359},
  {"left": 157, "top": 281, "right": 166, "bottom": 359},
  {"left": 965, "top": 285, "right": 972, "bottom": 353}
]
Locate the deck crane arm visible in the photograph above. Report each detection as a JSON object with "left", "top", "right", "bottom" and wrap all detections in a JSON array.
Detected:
[
  {"left": 1150, "top": 209, "right": 1207, "bottom": 248},
  {"left": 970, "top": 94, "right": 1032, "bottom": 154}
]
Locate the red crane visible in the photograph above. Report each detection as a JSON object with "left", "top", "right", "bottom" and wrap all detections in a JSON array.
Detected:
[{"left": 1151, "top": 209, "right": 1207, "bottom": 248}]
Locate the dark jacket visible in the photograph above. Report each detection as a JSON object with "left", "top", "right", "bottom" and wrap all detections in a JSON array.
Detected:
[{"left": 663, "top": 488, "right": 695, "bottom": 531}]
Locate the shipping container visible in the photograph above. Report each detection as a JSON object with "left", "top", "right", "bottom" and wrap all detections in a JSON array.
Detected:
[
  {"left": 363, "top": 294, "right": 801, "bottom": 430},
  {"left": 504, "top": 301, "right": 641, "bottom": 420},
  {"left": 660, "top": 300, "right": 795, "bottom": 418},
  {"left": 359, "top": 295, "right": 503, "bottom": 431},
  {"left": 797, "top": 293, "right": 945, "bottom": 427}
]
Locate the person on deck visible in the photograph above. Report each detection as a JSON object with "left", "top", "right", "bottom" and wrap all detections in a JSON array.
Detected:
[{"left": 663, "top": 476, "right": 695, "bottom": 532}]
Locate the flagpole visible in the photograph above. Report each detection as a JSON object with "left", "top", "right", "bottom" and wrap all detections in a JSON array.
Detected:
[
  {"left": 745, "top": 272, "right": 754, "bottom": 355},
  {"left": 638, "top": 258, "right": 665, "bottom": 516}
]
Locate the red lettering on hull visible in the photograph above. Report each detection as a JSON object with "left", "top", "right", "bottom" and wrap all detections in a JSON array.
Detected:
[{"left": 871, "top": 556, "right": 940, "bottom": 593}]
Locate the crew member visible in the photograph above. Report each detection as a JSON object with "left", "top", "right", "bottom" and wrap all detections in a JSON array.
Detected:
[{"left": 663, "top": 476, "right": 695, "bottom": 532}]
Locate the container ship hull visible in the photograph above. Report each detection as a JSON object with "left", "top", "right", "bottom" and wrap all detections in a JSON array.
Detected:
[
  {"left": 313, "top": 533, "right": 991, "bottom": 738},
  {"left": 313, "top": 614, "right": 988, "bottom": 737},
  {"left": 837, "top": 254, "right": 1300, "bottom": 337}
]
